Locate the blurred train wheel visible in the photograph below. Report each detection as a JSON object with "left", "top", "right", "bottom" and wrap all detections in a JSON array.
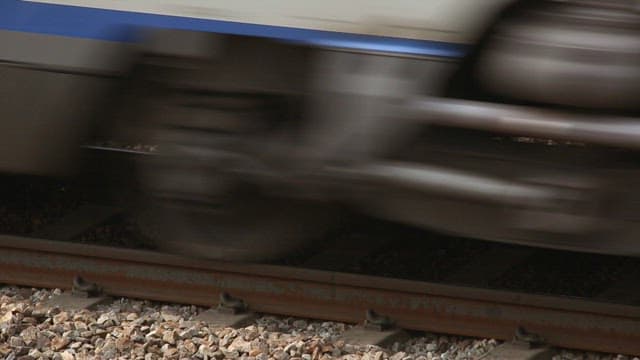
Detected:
[
  {"left": 136, "top": 192, "right": 333, "bottom": 262},
  {"left": 134, "top": 90, "right": 334, "bottom": 262}
]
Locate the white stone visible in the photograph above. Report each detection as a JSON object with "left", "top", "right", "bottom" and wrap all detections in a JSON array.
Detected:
[
  {"left": 390, "top": 352, "right": 407, "bottom": 360},
  {"left": 228, "top": 337, "right": 252, "bottom": 353}
]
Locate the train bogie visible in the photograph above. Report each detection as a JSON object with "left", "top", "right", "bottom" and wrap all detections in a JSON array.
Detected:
[{"left": 2, "top": 0, "right": 640, "bottom": 259}]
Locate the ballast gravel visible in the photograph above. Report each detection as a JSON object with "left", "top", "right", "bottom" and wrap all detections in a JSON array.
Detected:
[{"left": 0, "top": 286, "right": 635, "bottom": 360}]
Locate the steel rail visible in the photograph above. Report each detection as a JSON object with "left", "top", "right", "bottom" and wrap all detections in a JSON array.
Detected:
[{"left": 0, "top": 235, "right": 639, "bottom": 355}]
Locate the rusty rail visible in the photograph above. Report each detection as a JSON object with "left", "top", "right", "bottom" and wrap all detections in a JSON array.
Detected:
[{"left": 0, "top": 235, "right": 639, "bottom": 356}]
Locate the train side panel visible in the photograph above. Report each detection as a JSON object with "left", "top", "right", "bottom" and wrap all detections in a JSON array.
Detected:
[
  {"left": 25, "top": 0, "right": 512, "bottom": 44},
  {"left": 1, "top": 0, "right": 496, "bottom": 175}
]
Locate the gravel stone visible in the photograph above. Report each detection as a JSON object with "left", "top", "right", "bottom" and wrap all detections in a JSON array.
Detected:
[{"left": 0, "top": 285, "right": 635, "bottom": 359}]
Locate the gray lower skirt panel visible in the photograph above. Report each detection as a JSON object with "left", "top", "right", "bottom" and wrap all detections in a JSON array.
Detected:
[
  {"left": 0, "top": 65, "right": 114, "bottom": 175},
  {"left": 0, "top": 30, "right": 132, "bottom": 73}
]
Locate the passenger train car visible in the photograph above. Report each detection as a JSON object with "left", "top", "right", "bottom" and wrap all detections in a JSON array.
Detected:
[{"left": 1, "top": 0, "right": 640, "bottom": 260}]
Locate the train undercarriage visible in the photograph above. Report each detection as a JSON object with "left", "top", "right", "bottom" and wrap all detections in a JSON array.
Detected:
[{"left": 2, "top": 0, "right": 640, "bottom": 260}]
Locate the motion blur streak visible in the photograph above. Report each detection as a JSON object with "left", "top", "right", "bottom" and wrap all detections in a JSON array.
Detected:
[{"left": 1, "top": 0, "right": 640, "bottom": 260}]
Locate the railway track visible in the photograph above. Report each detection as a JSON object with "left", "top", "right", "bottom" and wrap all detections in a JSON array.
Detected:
[
  {"left": 1, "top": 161, "right": 639, "bottom": 358},
  {"left": 1, "top": 234, "right": 639, "bottom": 357}
]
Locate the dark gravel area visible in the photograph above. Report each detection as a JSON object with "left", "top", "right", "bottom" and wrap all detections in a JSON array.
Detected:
[
  {"left": 489, "top": 249, "right": 637, "bottom": 298},
  {"left": 0, "top": 176, "right": 88, "bottom": 235},
  {"left": 0, "top": 174, "right": 153, "bottom": 249},
  {"left": 345, "top": 227, "right": 490, "bottom": 282},
  {"left": 283, "top": 215, "right": 491, "bottom": 281},
  {"left": 72, "top": 216, "right": 155, "bottom": 249}
]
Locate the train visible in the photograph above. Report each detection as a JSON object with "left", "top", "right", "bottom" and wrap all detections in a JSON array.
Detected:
[{"left": 2, "top": 0, "right": 640, "bottom": 260}]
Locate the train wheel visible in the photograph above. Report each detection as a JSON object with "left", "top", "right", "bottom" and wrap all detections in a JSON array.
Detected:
[
  {"left": 136, "top": 191, "right": 333, "bottom": 262},
  {"left": 133, "top": 88, "right": 334, "bottom": 262}
]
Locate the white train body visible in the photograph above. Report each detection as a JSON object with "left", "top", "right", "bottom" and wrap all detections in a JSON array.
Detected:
[{"left": 25, "top": 0, "right": 510, "bottom": 44}]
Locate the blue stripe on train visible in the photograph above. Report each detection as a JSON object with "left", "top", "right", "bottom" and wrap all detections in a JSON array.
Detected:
[{"left": 0, "top": 0, "right": 467, "bottom": 58}]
